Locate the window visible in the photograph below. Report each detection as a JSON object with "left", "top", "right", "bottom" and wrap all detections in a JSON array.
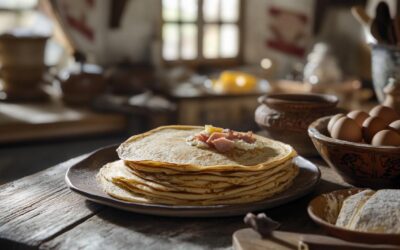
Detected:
[
  {"left": 0, "top": 0, "right": 37, "bottom": 10},
  {"left": 161, "top": 0, "right": 242, "bottom": 65},
  {"left": 0, "top": 0, "right": 38, "bottom": 33}
]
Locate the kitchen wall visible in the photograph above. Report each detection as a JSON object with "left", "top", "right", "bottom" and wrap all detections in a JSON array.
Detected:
[
  {"left": 58, "top": 0, "right": 315, "bottom": 70},
  {"left": 104, "top": 0, "right": 159, "bottom": 65},
  {"left": 56, "top": 0, "right": 364, "bottom": 78},
  {"left": 243, "top": 0, "right": 315, "bottom": 77},
  {"left": 52, "top": 0, "right": 159, "bottom": 65}
]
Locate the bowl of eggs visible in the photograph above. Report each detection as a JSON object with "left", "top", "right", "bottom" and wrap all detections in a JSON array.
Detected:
[{"left": 308, "top": 105, "right": 400, "bottom": 188}]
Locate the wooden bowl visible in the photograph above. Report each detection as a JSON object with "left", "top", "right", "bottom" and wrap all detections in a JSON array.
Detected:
[
  {"left": 308, "top": 116, "right": 400, "bottom": 188},
  {"left": 308, "top": 188, "right": 400, "bottom": 245},
  {"left": 255, "top": 93, "right": 339, "bottom": 156}
]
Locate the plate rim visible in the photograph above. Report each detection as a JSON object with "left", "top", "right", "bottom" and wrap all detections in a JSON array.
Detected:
[{"left": 65, "top": 145, "right": 321, "bottom": 217}]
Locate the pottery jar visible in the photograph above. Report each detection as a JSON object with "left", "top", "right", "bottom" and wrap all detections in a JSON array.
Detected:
[{"left": 255, "top": 93, "right": 339, "bottom": 156}]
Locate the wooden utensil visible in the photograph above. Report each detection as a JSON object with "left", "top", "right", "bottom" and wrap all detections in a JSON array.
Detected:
[
  {"left": 370, "top": 21, "right": 385, "bottom": 43},
  {"left": 351, "top": 5, "right": 385, "bottom": 43},
  {"left": 393, "top": 14, "right": 400, "bottom": 46},
  {"left": 374, "top": 2, "right": 397, "bottom": 44},
  {"left": 351, "top": 6, "right": 371, "bottom": 27},
  {"left": 233, "top": 228, "right": 400, "bottom": 250}
]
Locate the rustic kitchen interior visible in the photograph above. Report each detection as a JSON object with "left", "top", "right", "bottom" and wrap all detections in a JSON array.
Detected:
[{"left": 1, "top": 0, "right": 400, "bottom": 249}]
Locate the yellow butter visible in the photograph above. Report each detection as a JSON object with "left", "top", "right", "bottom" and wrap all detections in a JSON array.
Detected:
[{"left": 205, "top": 125, "right": 223, "bottom": 134}]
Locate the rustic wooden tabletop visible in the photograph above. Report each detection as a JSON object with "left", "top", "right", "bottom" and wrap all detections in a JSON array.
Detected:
[{"left": 0, "top": 154, "right": 349, "bottom": 250}]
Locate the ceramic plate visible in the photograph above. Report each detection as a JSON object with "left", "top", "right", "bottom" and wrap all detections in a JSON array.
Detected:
[{"left": 66, "top": 145, "right": 320, "bottom": 217}]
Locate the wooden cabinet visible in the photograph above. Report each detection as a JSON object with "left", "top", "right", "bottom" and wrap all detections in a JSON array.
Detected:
[{"left": 172, "top": 93, "right": 260, "bottom": 131}]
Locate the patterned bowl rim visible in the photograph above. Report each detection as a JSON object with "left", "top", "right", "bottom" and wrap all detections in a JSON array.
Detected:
[{"left": 258, "top": 93, "right": 338, "bottom": 110}]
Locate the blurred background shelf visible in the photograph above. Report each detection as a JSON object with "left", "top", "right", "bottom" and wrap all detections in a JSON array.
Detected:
[{"left": 0, "top": 100, "right": 127, "bottom": 144}]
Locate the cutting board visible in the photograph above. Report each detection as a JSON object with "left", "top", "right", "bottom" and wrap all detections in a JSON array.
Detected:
[
  {"left": 233, "top": 228, "right": 400, "bottom": 250},
  {"left": 0, "top": 101, "right": 126, "bottom": 143},
  {"left": 233, "top": 228, "right": 298, "bottom": 250}
]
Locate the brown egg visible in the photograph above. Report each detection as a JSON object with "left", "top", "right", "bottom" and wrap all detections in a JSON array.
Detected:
[
  {"left": 369, "top": 105, "right": 399, "bottom": 124},
  {"left": 347, "top": 110, "right": 369, "bottom": 127},
  {"left": 371, "top": 129, "right": 400, "bottom": 146},
  {"left": 362, "top": 116, "right": 388, "bottom": 143},
  {"left": 331, "top": 117, "right": 362, "bottom": 142},
  {"left": 327, "top": 113, "right": 345, "bottom": 133},
  {"left": 388, "top": 120, "right": 400, "bottom": 133}
]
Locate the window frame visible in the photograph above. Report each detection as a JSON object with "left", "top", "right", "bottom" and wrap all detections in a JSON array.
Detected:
[
  {"left": 0, "top": 0, "right": 38, "bottom": 11},
  {"left": 160, "top": 0, "right": 244, "bottom": 68}
]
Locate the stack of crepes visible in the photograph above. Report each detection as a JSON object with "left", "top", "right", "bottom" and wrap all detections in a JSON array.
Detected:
[{"left": 97, "top": 125, "right": 298, "bottom": 206}]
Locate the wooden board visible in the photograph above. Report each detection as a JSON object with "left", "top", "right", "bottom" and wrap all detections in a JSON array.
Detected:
[
  {"left": 0, "top": 101, "right": 126, "bottom": 143},
  {"left": 233, "top": 229, "right": 400, "bottom": 250},
  {"left": 233, "top": 229, "right": 299, "bottom": 250},
  {"left": 0, "top": 155, "right": 350, "bottom": 249}
]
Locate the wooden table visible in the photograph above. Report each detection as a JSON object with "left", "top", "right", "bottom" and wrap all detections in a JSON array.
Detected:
[{"left": 0, "top": 155, "right": 349, "bottom": 250}]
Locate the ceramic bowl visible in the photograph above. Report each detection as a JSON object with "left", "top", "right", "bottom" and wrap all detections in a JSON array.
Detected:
[
  {"left": 308, "top": 188, "right": 400, "bottom": 245},
  {"left": 58, "top": 65, "right": 107, "bottom": 106},
  {"left": 308, "top": 116, "right": 400, "bottom": 188},
  {"left": 255, "top": 93, "right": 339, "bottom": 156}
]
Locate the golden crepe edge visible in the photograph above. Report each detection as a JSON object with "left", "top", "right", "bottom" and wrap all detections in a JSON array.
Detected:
[
  {"left": 97, "top": 162, "right": 298, "bottom": 206},
  {"left": 102, "top": 160, "right": 297, "bottom": 200}
]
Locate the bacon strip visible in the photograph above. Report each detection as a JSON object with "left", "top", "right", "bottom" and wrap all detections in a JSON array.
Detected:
[
  {"left": 195, "top": 133, "right": 209, "bottom": 143},
  {"left": 194, "top": 129, "right": 255, "bottom": 153},
  {"left": 206, "top": 132, "right": 227, "bottom": 144},
  {"left": 238, "top": 131, "right": 256, "bottom": 143},
  {"left": 211, "top": 137, "right": 235, "bottom": 153}
]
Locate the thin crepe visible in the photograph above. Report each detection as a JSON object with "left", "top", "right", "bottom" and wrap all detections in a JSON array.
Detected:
[
  {"left": 98, "top": 160, "right": 298, "bottom": 205},
  {"left": 97, "top": 166, "right": 297, "bottom": 205},
  {"left": 117, "top": 125, "right": 296, "bottom": 171}
]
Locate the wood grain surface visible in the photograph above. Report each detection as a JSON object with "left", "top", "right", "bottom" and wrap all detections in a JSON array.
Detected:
[
  {"left": 0, "top": 155, "right": 103, "bottom": 249},
  {"left": 0, "top": 156, "right": 349, "bottom": 250}
]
